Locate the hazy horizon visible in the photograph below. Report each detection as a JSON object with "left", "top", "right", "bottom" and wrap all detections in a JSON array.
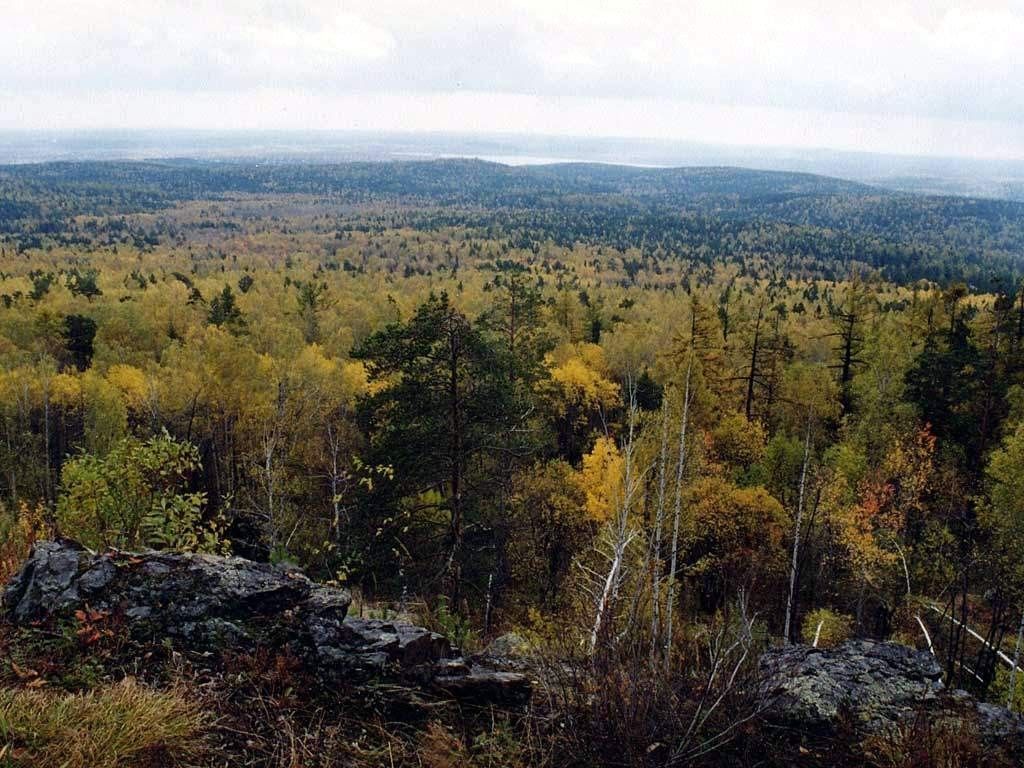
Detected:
[{"left": 4, "top": 128, "right": 1024, "bottom": 201}]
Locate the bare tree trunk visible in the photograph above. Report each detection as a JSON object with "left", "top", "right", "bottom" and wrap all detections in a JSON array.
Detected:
[
  {"left": 650, "top": 397, "right": 670, "bottom": 659},
  {"left": 744, "top": 301, "right": 764, "bottom": 421},
  {"left": 783, "top": 413, "right": 812, "bottom": 644},
  {"left": 1007, "top": 609, "right": 1024, "bottom": 709},
  {"left": 43, "top": 379, "right": 52, "bottom": 505},
  {"left": 590, "top": 384, "right": 640, "bottom": 654},
  {"left": 446, "top": 328, "right": 464, "bottom": 607},
  {"left": 484, "top": 572, "right": 494, "bottom": 635},
  {"left": 664, "top": 351, "right": 693, "bottom": 666},
  {"left": 325, "top": 421, "right": 345, "bottom": 541}
]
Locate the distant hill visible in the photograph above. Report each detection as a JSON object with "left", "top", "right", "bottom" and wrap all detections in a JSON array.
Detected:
[{"left": 1, "top": 159, "right": 1022, "bottom": 288}]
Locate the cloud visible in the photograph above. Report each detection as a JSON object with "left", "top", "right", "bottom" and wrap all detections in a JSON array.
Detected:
[
  {"left": 1, "top": 0, "right": 396, "bottom": 88},
  {"left": 1, "top": 0, "right": 1022, "bottom": 155}
]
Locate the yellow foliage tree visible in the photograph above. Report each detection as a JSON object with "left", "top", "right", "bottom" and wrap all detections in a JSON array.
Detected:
[
  {"left": 106, "top": 364, "right": 149, "bottom": 413},
  {"left": 548, "top": 342, "right": 620, "bottom": 410},
  {"left": 683, "top": 477, "right": 787, "bottom": 601},
  {"left": 546, "top": 342, "right": 621, "bottom": 462},
  {"left": 579, "top": 435, "right": 624, "bottom": 523}
]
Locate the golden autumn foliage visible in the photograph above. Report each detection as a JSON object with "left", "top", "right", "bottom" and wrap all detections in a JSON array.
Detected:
[
  {"left": 506, "top": 460, "right": 593, "bottom": 610},
  {"left": 105, "top": 364, "right": 148, "bottom": 412},
  {"left": 0, "top": 161, "right": 1020, "bottom": 726},
  {"left": 683, "top": 477, "right": 787, "bottom": 586},
  {"left": 48, "top": 372, "right": 83, "bottom": 408},
  {"left": 829, "top": 427, "right": 935, "bottom": 584},
  {"left": 579, "top": 435, "right": 624, "bottom": 523},
  {"left": 547, "top": 342, "right": 620, "bottom": 413},
  {"left": 709, "top": 412, "right": 766, "bottom": 470}
]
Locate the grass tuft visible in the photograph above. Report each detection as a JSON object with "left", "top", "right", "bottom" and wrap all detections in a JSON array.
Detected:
[{"left": 0, "top": 677, "right": 204, "bottom": 767}]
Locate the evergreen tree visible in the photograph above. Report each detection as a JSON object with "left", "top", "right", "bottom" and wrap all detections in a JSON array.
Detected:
[
  {"left": 207, "top": 285, "right": 245, "bottom": 332},
  {"left": 353, "top": 292, "right": 518, "bottom": 606}
]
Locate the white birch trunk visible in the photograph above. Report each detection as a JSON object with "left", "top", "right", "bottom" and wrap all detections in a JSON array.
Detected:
[
  {"left": 783, "top": 413, "right": 812, "bottom": 645},
  {"left": 664, "top": 351, "right": 693, "bottom": 665},
  {"left": 590, "top": 386, "right": 640, "bottom": 653}
]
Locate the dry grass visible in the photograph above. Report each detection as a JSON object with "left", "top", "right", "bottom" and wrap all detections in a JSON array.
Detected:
[
  {"left": 0, "top": 503, "right": 49, "bottom": 584},
  {"left": 0, "top": 677, "right": 205, "bottom": 767}
]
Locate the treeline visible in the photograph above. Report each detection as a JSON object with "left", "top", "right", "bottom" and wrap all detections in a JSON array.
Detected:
[{"left": 3, "top": 159, "right": 1024, "bottom": 288}]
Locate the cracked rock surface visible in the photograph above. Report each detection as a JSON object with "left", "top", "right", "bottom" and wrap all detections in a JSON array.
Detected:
[
  {"left": 4, "top": 540, "right": 530, "bottom": 705},
  {"left": 761, "top": 639, "right": 1024, "bottom": 758}
]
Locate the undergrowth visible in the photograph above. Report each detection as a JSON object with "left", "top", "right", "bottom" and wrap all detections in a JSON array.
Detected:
[{"left": 0, "top": 677, "right": 204, "bottom": 768}]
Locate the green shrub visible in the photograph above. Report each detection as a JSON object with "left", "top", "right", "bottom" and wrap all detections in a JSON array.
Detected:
[
  {"left": 989, "top": 664, "right": 1024, "bottom": 713},
  {"left": 56, "top": 431, "right": 224, "bottom": 552},
  {"left": 429, "top": 596, "right": 476, "bottom": 652},
  {"left": 801, "top": 608, "right": 854, "bottom": 648}
]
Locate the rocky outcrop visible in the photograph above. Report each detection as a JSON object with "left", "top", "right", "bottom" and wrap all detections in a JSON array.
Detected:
[
  {"left": 761, "top": 640, "right": 1024, "bottom": 757},
  {"left": 3, "top": 540, "right": 530, "bottom": 705},
  {"left": 761, "top": 640, "right": 945, "bottom": 730}
]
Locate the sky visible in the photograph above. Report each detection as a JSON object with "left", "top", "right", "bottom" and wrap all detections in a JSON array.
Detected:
[{"left": 2, "top": 0, "right": 1023, "bottom": 159}]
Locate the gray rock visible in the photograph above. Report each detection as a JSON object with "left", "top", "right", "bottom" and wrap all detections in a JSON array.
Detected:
[
  {"left": 434, "top": 665, "right": 533, "bottom": 705},
  {"left": 761, "top": 639, "right": 1024, "bottom": 759},
  {"left": 3, "top": 540, "right": 529, "bottom": 706},
  {"left": 975, "top": 702, "right": 1024, "bottom": 755},
  {"left": 477, "top": 631, "right": 534, "bottom": 673},
  {"left": 485, "top": 632, "right": 530, "bottom": 658},
  {"left": 3, "top": 539, "right": 87, "bottom": 623},
  {"left": 761, "top": 640, "right": 944, "bottom": 731}
]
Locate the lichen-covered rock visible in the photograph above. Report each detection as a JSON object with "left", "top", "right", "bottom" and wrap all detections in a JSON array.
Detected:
[
  {"left": 3, "top": 540, "right": 530, "bottom": 706},
  {"left": 761, "top": 640, "right": 944, "bottom": 730},
  {"left": 761, "top": 639, "right": 1024, "bottom": 759},
  {"left": 475, "top": 631, "right": 534, "bottom": 675},
  {"left": 484, "top": 632, "right": 530, "bottom": 659}
]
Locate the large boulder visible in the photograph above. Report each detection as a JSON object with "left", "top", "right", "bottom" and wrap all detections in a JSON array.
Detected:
[
  {"left": 761, "top": 640, "right": 1024, "bottom": 758},
  {"left": 761, "top": 639, "right": 944, "bottom": 731},
  {"left": 3, "top": 540, "right": 530, "bottom": 705}
]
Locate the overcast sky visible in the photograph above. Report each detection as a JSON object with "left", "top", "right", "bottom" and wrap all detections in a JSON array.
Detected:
[{"left": 3, "top": 0, "right": 1023, "bottom": 159}]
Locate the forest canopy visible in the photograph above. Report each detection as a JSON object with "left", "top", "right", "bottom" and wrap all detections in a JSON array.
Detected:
[{"left": 3, "top": 158, "right": 1024, "bottom": 764}]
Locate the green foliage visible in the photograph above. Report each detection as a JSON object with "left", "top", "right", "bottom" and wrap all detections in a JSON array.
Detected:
[
  {"left": 296, "top": 280, "right": 327, "bottom": 344},
  {"left": 28, "top": 272, "right": 54, "bottom": 301},
  {"left": 990, "top": 665, "right": 1024, "bottom": 713},
  {"left": 207, "top": 284, "right": 245, "bottom": 332},
  {"left": 801, "top": 608, "right": 854, "bottom": 648},
  {"left": 56, "top": 432, "right": 221, "bottom": 552},
  {"left": 65, "top": 268, "right": 102, "bottom": 300},
  {"left": 62, "top": 314, "right": 97, "bottom": 371},
  {"left": 506, "top": 460, "right": 593, "bottom": 611},
  {"left": 980, "top": 423, "right": 1024, "bottom": 601},
  {"left": 5, "top": 158, "right": 1024, "bottom": 709},
  {"left": 5, "top": 160, "right": 1024, "bottom": 288},
  {"left": 429, "top": 596, "right": 475, "bottom": 651},
  {"left": 353, "top": 291, "right": 530, "bottom": 601},
  {"left": 762, "top": 433, "right": 804, "bottom": 507}
]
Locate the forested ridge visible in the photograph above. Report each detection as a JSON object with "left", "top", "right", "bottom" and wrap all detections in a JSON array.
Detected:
[
  {"left": 3, "top": 159, "right": 1024, "bottom": 287},
  {"left": 3, "top": 159, "right": 1024, "bottom": 765}
]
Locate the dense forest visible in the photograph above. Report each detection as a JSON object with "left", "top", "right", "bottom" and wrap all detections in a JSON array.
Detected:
[
  {"left": 3, "top": 159, "right": 1024, "bottom": 765},
  {"left": 3, "top": 159, "right": 1024, "bottom": 287}
]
